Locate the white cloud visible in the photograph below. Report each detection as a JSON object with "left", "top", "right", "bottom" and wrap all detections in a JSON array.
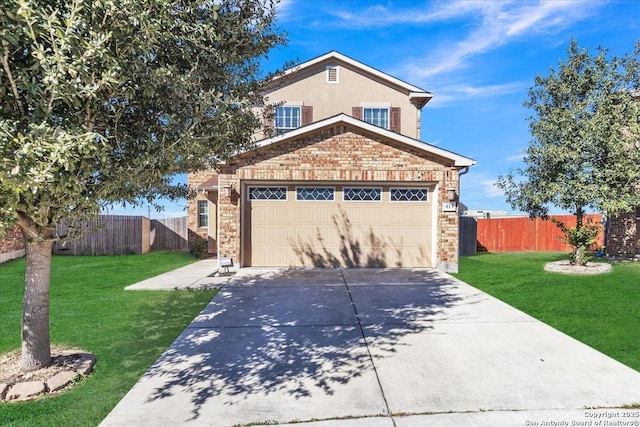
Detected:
[
  {"left": 329, "top": 0, "right": 495, "bottom": 27},
  {"left": 275, "top": 0, "right": 296, "bottom": 19},
  {"left": 400, "top": 0, "right": 601, "bottom": 80},
  {"left": 506, "top": 150, "right": 525, "bottom": 162},
  {"left": 481, "top": 179, "right": 505, "bottom": 198},
  {"left": 459, "top": 171, "right": 506, "bottom": 205},
  {"left": 427, "top": 81, "right": 525, "bottom": 107},
  {"left": 326, "top": 1, "right": 601, "bottom": 104}
]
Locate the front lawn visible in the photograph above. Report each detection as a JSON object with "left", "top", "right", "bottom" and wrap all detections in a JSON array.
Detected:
[
  {"left": 454, "top": 252, "right": 640, "bottom": 372},
  {"left": 0, "top": 252, "right": 217, "bottom": 427}
]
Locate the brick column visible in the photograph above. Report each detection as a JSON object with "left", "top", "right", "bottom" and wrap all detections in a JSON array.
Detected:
[
  {"left": 217, "top": 173, "right": 242, "bottom": 267},
  {"left": 436, "top": 169, "right": 460, "bottom": 273}
]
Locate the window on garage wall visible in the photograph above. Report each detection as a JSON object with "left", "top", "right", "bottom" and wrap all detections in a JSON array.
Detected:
[
  {"left": 197, "top": 200, "right": 208, "bottom": 227},
  {"left": 343, "top": 187, "right": 382, "bottom": 202},
  {"left": 296, "top": 187, "right": 335, "bottom": 201},
  {"left": 390, "top": 188, "right": 429, "bottom": 202},
  {"left": 248, "top": 187, "right": 288, "bottom": 201}
]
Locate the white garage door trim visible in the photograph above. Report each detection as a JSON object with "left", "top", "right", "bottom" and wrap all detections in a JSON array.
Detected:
[{"left": 241, "top": 181, "right": 438, "bottom": 268}]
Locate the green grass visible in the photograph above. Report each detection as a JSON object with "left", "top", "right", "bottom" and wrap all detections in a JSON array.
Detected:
[
  {"left": 454, "top": 252, "right": 640, "bottom": 372},
  {"left": 0, "top": 252, "right": 217, "bottom": 427}
]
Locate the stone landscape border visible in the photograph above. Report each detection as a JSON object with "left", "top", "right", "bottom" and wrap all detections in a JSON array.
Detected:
[
  {"left": 0, "top": 353, "right": 95, "bottom": 402},
  {"left": 544, "top": 260, "right": 612, "bottom": 275}
]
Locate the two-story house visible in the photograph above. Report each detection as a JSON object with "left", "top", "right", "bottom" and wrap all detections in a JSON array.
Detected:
[{"left": 188, "top": 51, "right": 475, "bottom": 272}]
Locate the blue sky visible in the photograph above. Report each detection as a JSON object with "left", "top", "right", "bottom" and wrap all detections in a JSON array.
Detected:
[{"left": 109, "top": 0, "right": 640, "bottom": 218}]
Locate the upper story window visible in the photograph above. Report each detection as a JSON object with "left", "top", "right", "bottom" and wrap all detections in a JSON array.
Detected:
[
  {"left": 274, "top": 106, "right": 301, "bottom": 135},
  {"left": 363, "top": 107, "right": 389, "bottom": 129},
  {"left": 352, "top": 106, "right": 399, "bottom": 132}
]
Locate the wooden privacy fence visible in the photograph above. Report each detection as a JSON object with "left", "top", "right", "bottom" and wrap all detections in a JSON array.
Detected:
[
  {"left": 474, "top": 214, "right": 604, "bottom": 252},
  {"left": 459, "top": 217, "right": 478, "bottom": 255},
  {"left": 53, "top": 215, "right": 150, "bottom": 255},
  {"left": 150, "top": 217, "right": 188, "bottom": 251},
  {"left": 53, "top": 215, "right": 187, "bottom": 255}
]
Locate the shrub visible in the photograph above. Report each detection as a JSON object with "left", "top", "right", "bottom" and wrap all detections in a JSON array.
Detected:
[
  {"left": 189, "top": 239, "right": 208, "bottom": 259},
  {"left": 551, "top": 217, "right": 601, "bottom": 265}
]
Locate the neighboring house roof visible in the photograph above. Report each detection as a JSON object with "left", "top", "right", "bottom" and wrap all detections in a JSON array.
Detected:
[
  {"left": 271, "top": 51, "right": 433, "bottom": 109},
  {"left": 250, "top": 113, "right": 475, "bottom": 168}
]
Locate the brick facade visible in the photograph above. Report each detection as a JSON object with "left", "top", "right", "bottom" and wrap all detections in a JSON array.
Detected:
[
  {"left": 187, "top": 171, "right": 218, "bottom": 255},
  {"left": 190, "top": 123, "right": 463, "bottom": 271},
  {"left": 606, "top": 208, "right": 640, "bottom": 259},
  {"left": 1, "top": 226, "right": 24, "bottom": 252},
  {"left": 0, "top": 226, "right": 25, "bottom": 263}
]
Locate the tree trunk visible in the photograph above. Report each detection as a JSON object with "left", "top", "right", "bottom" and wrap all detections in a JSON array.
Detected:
[
  {"left": 573, "top": 205, "right": 587, "bottom": 266},
  {"left": 576, "top": 205, "right": 584, "bottom": 229},
  {"left": 21, "top": 239, "right": 54, "bottom": 372}
]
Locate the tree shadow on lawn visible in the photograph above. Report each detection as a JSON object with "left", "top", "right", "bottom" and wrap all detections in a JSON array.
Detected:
[{"left": 141, "top": 268, "right": 475, "bottom": 422}]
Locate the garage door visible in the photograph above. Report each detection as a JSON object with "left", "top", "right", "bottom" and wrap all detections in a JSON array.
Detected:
[{"left": 243, "top": 184, "right": 434, "bottom": 267}]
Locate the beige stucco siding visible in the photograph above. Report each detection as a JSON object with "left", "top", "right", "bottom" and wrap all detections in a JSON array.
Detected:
[{"left": 261, "top": 60, "right": 421, "bottom": 138}]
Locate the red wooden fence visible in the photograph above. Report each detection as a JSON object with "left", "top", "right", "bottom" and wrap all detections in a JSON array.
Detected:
[{"left": 476, "top": 214, "right": 604, "bottom": 252}]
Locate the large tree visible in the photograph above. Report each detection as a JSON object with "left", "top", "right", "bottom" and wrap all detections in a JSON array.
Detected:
[
  {"left": 0, "top": 0, "right": 284, "bottom": 371},
  {"left": 497, "top": 39, "right": 640, "bottom": 263}
]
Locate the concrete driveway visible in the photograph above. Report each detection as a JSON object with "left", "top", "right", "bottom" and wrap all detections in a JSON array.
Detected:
[{"left": 101, "top": 267, "right": 640, "bottom": 427}]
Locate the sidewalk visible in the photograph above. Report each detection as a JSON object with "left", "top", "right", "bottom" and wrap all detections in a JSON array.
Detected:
[{"left": 125, "top": 258, "right": 231, "bottom": 290}]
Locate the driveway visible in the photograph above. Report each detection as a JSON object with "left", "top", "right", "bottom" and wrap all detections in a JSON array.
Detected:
[{"left": 101, "top": 267, "right": 640, "bottom": 426}]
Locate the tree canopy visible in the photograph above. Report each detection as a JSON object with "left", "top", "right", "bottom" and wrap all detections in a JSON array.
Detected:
[
  {"left": 1, "top": 0, "right": 284, "bottom": 239},
  {"left": 497, "top": 39, "right": 640, "bottom": 221},
  {"left": 0, "top": 0, "right": 285, "bottom": 371}
]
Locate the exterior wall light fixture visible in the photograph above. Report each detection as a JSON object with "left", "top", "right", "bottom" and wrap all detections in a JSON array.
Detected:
[{"left": 447, "top": 188, "right": 457, "bottom": 202}]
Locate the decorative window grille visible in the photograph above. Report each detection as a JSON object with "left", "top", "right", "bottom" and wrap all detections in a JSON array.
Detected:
[
  {"left": 248, "top": 187, "right": 287, "bottom": 201},
  {"left": 390, "top": 188, "right": 429, "bottom": 202},
  {"left": 343, "top": 187, "right": 382, "bottom": 202},
  {"left": 296, "top": 187, "right": 335, "bottom": 201}
]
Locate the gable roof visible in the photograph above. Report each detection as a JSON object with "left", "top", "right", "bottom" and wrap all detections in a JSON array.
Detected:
[
  {"left": 197, "top": 176, "right": 218, "bottom": 191},
  {"left": 252, "top": 114, "right": 475, "bottom": 168},
  {"left": 272, "top": 51, "right": 433, "bottom": 109}
]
